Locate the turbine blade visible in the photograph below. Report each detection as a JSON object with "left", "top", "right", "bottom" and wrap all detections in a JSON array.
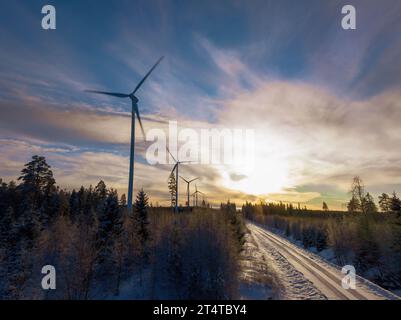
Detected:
[
  {"left": 189, "top": 177, "right": 199, "bottom": 183},
  {"left": 85, "top": 90, "right": 129, "bottom": 98},
  {"left": 170, "top": 163, "right": 178, "bottom": 176},
  {"left": 133, "top": 101, "right": 145, "bottom": 138},
  {"left": 132, "top": 56, "right": 164, "bottom": 95},
  {"left": 167, "top": 165, "right": 177, "bottom": 182},
  {"left": 180, "top": 176, "right": 191, "bottom": 183},
  {"left": 166, "top": 146, "right": 177, "bottom": 163}
]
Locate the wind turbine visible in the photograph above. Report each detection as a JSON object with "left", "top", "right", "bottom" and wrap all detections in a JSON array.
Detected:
[
  {"left": 180, "top": 176, "right": 199, "bottom": 209},
  {"left": 192, "top": 184, "right": 204, "bottom": 207},
  {"left": 85, "top": 56, "right": 164, "bottom": 212},
  {"left": 166, "top": 147, "right": 193, "bottom": 213}
]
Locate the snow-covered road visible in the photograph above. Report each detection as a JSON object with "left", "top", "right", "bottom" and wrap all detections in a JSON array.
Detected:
[{"left": 247, "top": 222, "right": 400, "bottom": 300}]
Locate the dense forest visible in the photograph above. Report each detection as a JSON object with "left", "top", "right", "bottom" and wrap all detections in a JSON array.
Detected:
[
  {"left": 0, "top": 155, "right": 245, "bottom": 299},
  {"left": 243, "top": 177, "right": 401, "bottom": 291},
  {"left": 2, "top": 155, "right": 401, "bottom": 299}
]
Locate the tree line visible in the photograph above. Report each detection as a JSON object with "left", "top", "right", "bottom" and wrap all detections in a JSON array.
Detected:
[
  {"left": 347, "top": 176, "right": 401, "bottom": 214},
  {"left": 243, "top": 176, "right": 401, "bottom": 291},
  {"left": 0, "top": 155, "right": 244, "bottom": 299},
  {"left": 0, "top": 155, "right": 149, "bottom": 299}
]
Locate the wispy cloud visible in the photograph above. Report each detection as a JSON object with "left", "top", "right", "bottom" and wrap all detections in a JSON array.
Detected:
[{"left": 1, "top": 0, "right": 401, "bottom": 209}]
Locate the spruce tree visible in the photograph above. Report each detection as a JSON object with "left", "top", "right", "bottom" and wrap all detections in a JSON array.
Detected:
[
  {"left": 96, "top": 188, "right": 122, "bottom": 263},
  {"left": 134, "top": 189, "right": 150, "bottom": 248}
]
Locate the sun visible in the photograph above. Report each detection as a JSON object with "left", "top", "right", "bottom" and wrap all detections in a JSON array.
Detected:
[{"left": 221, "top": 153, "right": 290, "bottom": 196}]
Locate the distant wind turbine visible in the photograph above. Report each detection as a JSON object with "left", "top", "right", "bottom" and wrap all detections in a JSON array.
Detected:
[
  {"left": 180, "top": 176, "right": 199, "bottom": 209},
  {"left": 192, "top": 184, "right": 204, "bottom": 207},
  {"left": 167, "top": 147, "right": 193, "bottom": 213},
  {"left": 85, "top": 56, "right": 164, "bottom": 212}
]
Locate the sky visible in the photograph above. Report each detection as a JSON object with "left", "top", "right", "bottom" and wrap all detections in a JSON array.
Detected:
[{"left": 1, "top": 0, "right": 401, "bottom": 209}]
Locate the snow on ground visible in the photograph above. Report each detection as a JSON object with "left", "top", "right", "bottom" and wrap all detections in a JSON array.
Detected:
[
  {"left": 266, "top": 223, "right": 401, "bottom": 299},
  {"left": 245, "top": 225, "right": 326, "bottom": 300},
  {"left": 247, "top": 222, "right": 400, "bottom": 300},
  {"left": 238, "top": 232, "right": 274, "bottom": 299},
  {"left": 112, "top": 232, "right": 276, "bottom": 300}
]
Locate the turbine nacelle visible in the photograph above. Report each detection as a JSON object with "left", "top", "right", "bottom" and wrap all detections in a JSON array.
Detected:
[{"left": 129, "top": 95, "right": 139, "bottom": 103}]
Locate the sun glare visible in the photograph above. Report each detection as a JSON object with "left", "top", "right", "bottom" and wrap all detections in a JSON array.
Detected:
[{"left": 221, "top": 152, "right": 290, "bottom": 196}]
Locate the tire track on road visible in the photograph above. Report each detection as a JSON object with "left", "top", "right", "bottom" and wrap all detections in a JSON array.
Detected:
[
  {"left": 252, "top": 227, "right": 352, "bottom": 300},
  {"left": 255, "top": 227, "right": 368, "bottom": 300}
]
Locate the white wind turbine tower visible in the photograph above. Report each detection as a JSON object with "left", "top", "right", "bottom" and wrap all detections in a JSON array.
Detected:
[
  {"left": 180, "top": 176, "right": 199, "bottom": 209},
  {"left": 192, "top": 184, "right": 204, "bottom": 207},
  {"left": 85, "top": 56, "right": 164, "bottom": 212},
  {"left": 166, "top": 147, "right": 193, "bottom": 213}
]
